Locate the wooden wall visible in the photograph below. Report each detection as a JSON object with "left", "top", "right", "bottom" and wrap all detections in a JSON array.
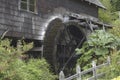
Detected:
[
  {"left": 0, "top": 0, "right": 98, "bottom": 41},
  {"left": 41, "top": 0, "right": 98, "bottom": 17}
]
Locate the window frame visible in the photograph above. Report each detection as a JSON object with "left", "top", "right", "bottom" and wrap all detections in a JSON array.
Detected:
[{"left": 19, "top": 0, "right": 37, "bottom": 14}]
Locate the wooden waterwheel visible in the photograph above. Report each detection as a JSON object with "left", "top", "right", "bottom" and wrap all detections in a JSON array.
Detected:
[{"left": 43, "top": 18, "right": 86, "bottom": 74}]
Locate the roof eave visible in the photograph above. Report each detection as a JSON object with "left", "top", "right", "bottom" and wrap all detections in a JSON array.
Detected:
[
  {"left": 84, "top": 0, "right": 106, "bottom": 9},
  {"left": 98, "top": 6, "right": 106, "bottom": 10}
]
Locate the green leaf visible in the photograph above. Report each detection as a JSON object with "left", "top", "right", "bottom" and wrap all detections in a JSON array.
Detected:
[
  {"left": 84, "top": 49, "right": 94, "bottom": 55},
  {"left": 94, "top": 48, "right": 109, "bottom": 56}
]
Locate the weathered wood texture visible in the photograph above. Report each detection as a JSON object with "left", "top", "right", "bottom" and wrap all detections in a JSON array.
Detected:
[
  {"left": 0, "top": 0, "right": 98, "bottom": 40},
  {"left": 42, "top": 0, "right": 98, "bottom": 17},
  {"left": 0, "top": 0, "right": 44, "bottom": 40}
]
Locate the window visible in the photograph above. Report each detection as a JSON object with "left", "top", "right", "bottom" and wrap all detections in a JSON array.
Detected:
[{"left": 20, "top": 0, "right": 37, "bottom": 13}]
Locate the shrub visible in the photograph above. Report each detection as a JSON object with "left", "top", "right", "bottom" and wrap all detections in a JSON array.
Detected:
[
  {"left": 1, "top": 59, "right": 56, "bottom": 80},
  {"left": 110, "top": 19, "right": 120, "bottom": 38},
  {"left": 76, "top": 30, "right": 120, "bottom": 70},
  {"left": 99, "top": 50, "right": 120, "bottom": 79},
  {"left": 0, "top": 39, "right": 56, "bottom": 80}
]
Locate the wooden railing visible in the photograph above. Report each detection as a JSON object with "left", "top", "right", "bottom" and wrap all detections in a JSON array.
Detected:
[{"left": 59, "top": 56, "right": 110, "bottom": 80}]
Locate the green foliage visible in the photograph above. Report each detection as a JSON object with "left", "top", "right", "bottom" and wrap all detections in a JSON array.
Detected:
[
  {"left": 99, "top": 9, "right": 112, "bottom": 23},
  {"left": 0, "top": 39, "right": 56, "bottom": 80},
  {"left": 110, "top": 27, "right": 120, "bottom": 37},
  {"left": 111, "top": 0, "right": 120, "bottom": 11},
  {"left": 99, "top": 0, "right": 120, "bottom": 23},
  {"left": 98, "top": 50, "right": 120, "bottom": 79},
  {"left": 0, "top": 59, "right": 56, "bottom": 80},
  {"left": 100, "top": 0, "right": 113, "bottom": 11},
  {"left": 99, "top": 0, "right": 113, "bottom": 23},
  {"left": 76, "top": 30, "right": 120, "bottom": 70}
]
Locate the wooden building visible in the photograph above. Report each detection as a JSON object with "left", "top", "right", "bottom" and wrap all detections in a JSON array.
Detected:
[{"left": 0, "top": 0, "right": 111, "bottom": 73}]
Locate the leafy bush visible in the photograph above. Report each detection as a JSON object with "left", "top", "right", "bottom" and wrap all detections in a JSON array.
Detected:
[
  {"left": 98, "top": 50, "right": 120, "bottom": 79},
  {"left": 99, "top": 9, "right": 113, "bottom": 23},
  {"left": 0, "top": 59, "right": 56, "bottom": 80},
  {"left": 99, "top": 0, "right": 120, "bottom": 23},
  {"left": 110, "top": 19, "right": 120, "bottom": 38},
  {"left": 76, "top": 30, "right": 120, "bottom": 70},
  {"left": 99, "top": 0, "right": 113, "bottom": 23},
  {"left": 0, "top": 39, "right": 56, "bottom": 80}
]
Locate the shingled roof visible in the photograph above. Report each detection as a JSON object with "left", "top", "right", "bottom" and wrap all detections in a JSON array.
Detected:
[{"left": 85, "top": 0, "right": 106, "bottom": 9}]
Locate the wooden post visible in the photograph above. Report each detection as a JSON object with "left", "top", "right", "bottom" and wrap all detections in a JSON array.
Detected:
[
  {"left": 92, "top": 61, "right": 97, "bottom": 80},
  {"left": 76, "top": 65, "right": 81, "bottom": 80},
  {"left": 107, "top": 56, "right": 110, "bottom": 65},
  {"left": 41, "top": 45, "right": 44, "bottom": 58},
  {"left": 59, "top": 71, "right": 65, "bottom": 80}
]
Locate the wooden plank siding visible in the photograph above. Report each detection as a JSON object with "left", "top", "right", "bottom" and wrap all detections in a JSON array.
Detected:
[
  {"left": 0, "top": 0, "right": 99, "bottom": 40},
  {"left": 42, "top": 0, "right": 98, "bottom": 17},
  {"left": 0, "top": 0, "right": 44, "bottom": 40}
]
